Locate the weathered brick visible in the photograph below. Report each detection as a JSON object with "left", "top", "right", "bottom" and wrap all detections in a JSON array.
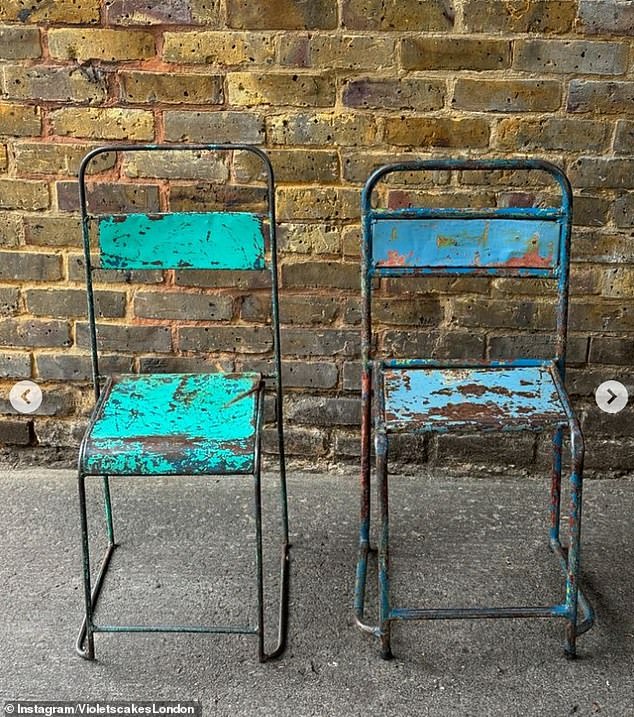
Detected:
[
  {"left": 50, "top": 108, "right": 154, "bottom": 141},
  {"left": 34, "top": 418, "right": 87, "bottom": 448},
  {"left": 277, "top": 223, "right": 341, "bottom": 254},
  {"left": 287, "top": 396, "right": 360, "bottom": 426},
  {"left": 572, "top": 231, "right": 634, "bottom": 264},
  {"left": 402, "top": 37, "right": 510, "bottom": 71},
  {"left": 178, "top": 326, "right": 272, "bottom": 353},
  {"left": 383, "top": 276, "right": 489, "bottom": 295},
  {"left": 241, "top": 293, "right": 339, "bottom": 324},
  {"left": 263, "top": 426, "right": 327, "bottom": 456},
  {"left": 381, "top": 330, "right": 486, "bottom": 359},
  {"left": 453, "top": 79, "right": 561, "bottom": 112},
  {"left": 614, "top": 120, "right": 634, "bottom": 154},
  {"left": 235, "top": 148, "right": 339, "bottom": 184},
  {"left": 582, "top": 405, "right": 634, "bottom": 439},
  {"left": 237, "top": 359, "right": 338, "bottom": 389},
  {"left": 343, "top": 78, "right": 445, "bottom": 111},
  {"left": 0, "top": 179, "right": 49, "bottom": 211},
  {"left": 578, "top": 0, "right": 634, "bottom": 35},
  {"left": 0, "top": 320, "right": 71, "bottom": 348},
  {"left": 573, "top": 195, "right": 610, "bottom": 227},
  {"left": 1, "top": 65, "right": 107, "bottom": 104},
  {"left": 0, "top": 385, "right": 77, "bottom": 417},
  {"left": 300, "top": 35, "right": 395, "bottom": 70},
  {"left": 487, "top": 335, "right": 588, "bottom": 364},
  {"left": 589, "top": 337, "right": 634, "bottom": 365},
  {"left": 0, "top": 352, "right": 31, "bottom": 379},
  {"left": 569, "top": 158, "right": 634, "bottom": 189},
  {"left": 451, "top": 298, "right": 555, "bottom": 330},
  {"left": 435, "top": 433, "right": 536, "bottom": 466},
  {"left": 227, "top": 0, "right": 337, "bottom": 29},
  {"left": 174, "top": 269, "right": 270, "bottom": 290},
  {"left": 385, "top": 117, "right": 489, "bottom": 148},
  {"left": 227, "top": 72, "right": 335, "bottom": 107},
  {"left": 120, "top": 71, "right": 223, "bottom": 105},
  {"left": 463, "top": 0, "right": 575, "bottom": 33},
  {"left": 48, "top": 29, "right": 154, "bottom": 61},
  {"left": 613, "top": 193, "right": 634, "bottom": 228},
  {"left": 23, "top": 215, "right": 82, "bottom": 248},
  {"left": 386, "top": 190, "right": 496, "bottom": 210},
  {"left": 342, "top": 0, "right": 455, "bottom": 31},
  {"left": 163, "top": 31, "right": 275, "bottom": 65},
  {"left": 514, "top": 40, "right": 628, "bottom": 75},
  {"left": 370, "top": 298, "right": 444, "bottom": 327},
  {"left": 56, "top": 181, "right": 160, "bottom": 213},
  {"left": 583, "top": 438, "right": 634, "bottom": 473},
  {"left": 276, "top": 187, "right": 358, "bottom": 220},
  {"left": 569, "top": 300, "right": 634, "bottom": 332},
  {"left": 68, "top": 253, "right": 164, "bottom": 284},
  {"left": 0, "top": 250, "right": 60, "bottom": 281},
  {"left": 282, "top": 262, "right": 359, "bottom": 289},
  {"left": 341, "top": 152, "right": 449, "bottom": 184},
  {"left": 0, "top": 419, "right": 31, "bottom": 445},
  {"left": 0, "top": 1, "right": 100, "bottom": 23},
  {"left": 36, "top": 353, "right": 132, "bottom": 380},
  {"left": 168, "top": 183, "right": 267, "bottom": 212},
  {"left": 496, "top": 118, "right": 609, "bottom": 152},
  {"left": 568, "top": 81, "right": 634, "bottom": 115},
  {"left": 0, "top": 25, "right": 40, "bottom": 59},
  {"left": 0, "top": 145, "right": 7, "bottom": 171},
  {"left": 138, "top": 356, "right": 233, "bottom": 373},
  {"left": 26, "top": 288, "right": 125, "bottom": 318},
  {"left": 0, "top": 213, "right": 23, "bottom": 247},
  {"left": 13, "top": 142, "right": 116, "bottom": 176},
  {"left": 267, "top": 112, "right": 378, "bottom": 146},
  {"left": 134, "top": 291, "right": 233, "bottom": 320},
  {"left": 281, "top": 329, "right": 359, "bottom": 357},
  {"left": 0, "top": 288, "right": 19, "bottom": 316},
  {"left": 122, "top": 150, "right": 229, "bottom": 181},
  {"left": 76, "top": 323, "right": 172, "bottom": 353},
  {"left": 164, "top": 111, "right": 264, "bottom": 143},
  {"left": 0, "top": 103, "right": 41, "bottom": 136},
  {"left": 105, "top": 0, "right": 197, "bottom": 25},
  {"left": 602, "top": 267, "right": 634, "bottom": 298}
]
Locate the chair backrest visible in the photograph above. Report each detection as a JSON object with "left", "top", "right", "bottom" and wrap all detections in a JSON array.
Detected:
[
  {"left": 361, "top": 159, "right": 573, "bottom": 370},
  {"left": 78, "top": 144, "right": 281, "bottom": 400}
]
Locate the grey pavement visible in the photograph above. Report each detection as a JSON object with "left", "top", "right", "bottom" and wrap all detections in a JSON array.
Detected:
[{"left": 0, "top": 467, "right": 632, "bottom": 716}]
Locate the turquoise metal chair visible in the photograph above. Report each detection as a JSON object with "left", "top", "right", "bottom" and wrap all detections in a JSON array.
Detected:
[
  {"left": 75, "top": 144, "right": 289, "bottom": 661},
  {"left": 355, "top": 159, "right": 594, "bottom": 659}
]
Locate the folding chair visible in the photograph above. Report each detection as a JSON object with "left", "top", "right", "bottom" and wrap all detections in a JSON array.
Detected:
[
  {"left": 75, "top": 144, "right": 289, "bottom": 662},
  {"left": 354, "top": 158, "right": 594, "bottom": 659}
]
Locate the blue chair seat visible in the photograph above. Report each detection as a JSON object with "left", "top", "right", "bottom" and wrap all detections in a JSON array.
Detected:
[
  {"left": 81, "top": 372, "right": 261, "bottom": 476},
  {"left": 381, "top": 365, "right": 568, "bottom": 433}
]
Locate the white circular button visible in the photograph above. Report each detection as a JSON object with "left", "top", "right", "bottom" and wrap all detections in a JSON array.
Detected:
[
  {"left": 595, "top": 380, "right": 628, "bottom": 414},
  {"left": 9, "top": 380, "right": 43, "bottom": 414}
]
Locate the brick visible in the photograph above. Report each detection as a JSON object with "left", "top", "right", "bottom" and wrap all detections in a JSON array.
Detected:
[
  {"left": 238, "top": 359, "right": 338, "bottom": 389},
  {"left": 383, "top": 276, "right": 489, "bottom": 295},
  {"left": 174, "top": 269, "right": 270, "bottom": 289},
  {"left": 514, "top": 40, "right": 628, "bottom": 75},
  {"left": 572, "top": 231, "right": 634, "bottom": 264},
  {"left": 496, "top": 118, "right": 609, "bottom": 152},
  {"left": 0, "top": 250, "right": 61, "bottom": 281},
  {"left": 104, "top": 0, "right": 196, "bottom": 25},
  {"left": 569, "top": 300, "right": 634, "bottom": 332},
  {"left": 50, "top": 108, "right": 154, "bottom": 141},
  {"left": 0, "top": 25, "right": 40, "bottom": 59},
  {"left": 487, "top": 335, "right": 588, "bottom": 364},
  {"left": 48, "top": 29, "right": 154, "bottom": 61},
  {"left": 0, "top": 385, "right": 77, "bottom": 417},
  {"left": 277, "top": 223, "right": 341, "bottom": 254},
  {"left": 0, "top": 320, "right": 70, "bottom": 348},
  {"left": 569, "top": 158, "right": 634, "bottom": 189},
  {"left": 134, "top": 292, "right": 233, "bottom": 320},
  {"left": 282, "top": 262, "right": 359, "bottom": 289},
  {"left": 241, "top": 294, "right": 339, "bottom": 324},
  {"left": 402, "top": 37, "right": 510, "bottom": 71},
  {"left": 286, "top": 396, "right": 360, "bottom": 426},
  {"left": 582, "top": 405, "right": 634, "bottom": 438},
  {"left": 0, "top": 420, "right": 31, "bottom": 445},
  {"left": 343, "top": 78, "right": 445, "bottom": 111},
  {"left": 342, "top": 0, "right": 455, "bottom": 30},
  {"left": 36, "top": 354, "right": 132, "bottom": 381},
  {"left": 0, "top": 1, "right": 100, "bottom": 23},
  {"left": 120, "top": 71, "right": 223, "bottom": 105},
  {"left": 26, "top": 288, "right": 125, "bottom": 318},
  {"left": 381, "top": 330, "right": 486, "bottom": 359},
  {"left": 235, "top": 148, "right": 339, "bottom": 184},
  {"left": 138, "top": 357, "right": 233, "bottom": 373},
  {"left": 0, "top": 179, "right": 49, "bottom": 210},
  {"left": 614, "top": 120, "right": 634, "bottom": 154},
  {"left": 451, "top": 299, "right": 555, "bottom": 330},
  {"left": 589, "top": 337, "right": 634, "bottom": 365},
  {"left": 281, "top": 329, "right": 359, "bottom": 357},
  {"left": 277, "top": 187, "right": 358, "bottom": 220},
  {"left": 68, "top": 254, "right": 164, "bottom": 284},
  {"left": 463, "top": 0, "right": 575, "bottom": 33},
  {"left": 573, "top": 195, "right": 610, "bottom": 227},
  {"left": 301, "top": 35, "right": 396, "bottom": 70},
  {"left": 168, "top": 183, "right": 267, "bottom": 213},
  {"left": 0, "top": 352, "right": 31, "bottom": 379},
  {"left": 602, "top": 267, "right": 634, "bottom": 298},
  {"left": 385, "top": 117, "right": 489, "bottom": 149},
  {"left": 367, "top": 298, "right": 443, "bottom": 327},
  {"left": 162, "top": 31, "right": 275, "bottom": 65},
  {"left": 435, "top": 433, "right": 536, "bottom": 466},
  {"left": 267, "top": 112, "right": 378, "bottom": 146},
  {"left": 56, "top": 182, "right": 160, "bottom": 213},
  {"left": 613, "top": 193, "right": 634, "bottom": 228},
  {"left": 227, "top": 72, "right": 335, "bottom": 107},
  {"left": 24, "top": 215, "right": 82, "bottom": 247},
  {"left": 13, "top": 143, "right": 116, "bottom": 176},
  {"left": 1, "top": 65, "right": 107, "bottom": 104},
  {"left": 0, "top": 145, "right": 7, "bottom": 171},
  {"left": 386, "top": 190, "right": 496, "bottom": 210},
  {"left": 0, "top": 288, "right": 19, "bottom": 316},
  {"left": 0, "top": 213, "right": 23, "bottom": 247},
  {"left": 578, "top": 0, "right": 634, "bottom": 35},
  {"left": 227, "top": 0, "right": 337, "bottom": 29},
  {"left": 583, "top": 438, "right": 634, "bottom": 473},
  {"left": 568, "top": 81, "right": 634, "bottom": 115},
  {"left": 263, "top": 426, "right": 327, "bottom": 457},
  {"left": 453, "top": 79, "right": 561, "bottom": 112},
  {"left": 164, "top": 111, "right": 264, "bottom": 143},
  {"left": 0, "top": 103, "right": 41, "bottom": 136},
  {"left": 123, "top": 150, "right": 228, "bottom": 181},
  {"left": 341, "top": 152, "right": 450, "bottom": 184},
  {"left": 178, "top": 326, "right": 272, "bottom": 353},
  {"left": 76, "top": 323, "right": 172, "bottom": 353},
  {"left": 35, "top": 419, "right": 87, "bottom": 448}
]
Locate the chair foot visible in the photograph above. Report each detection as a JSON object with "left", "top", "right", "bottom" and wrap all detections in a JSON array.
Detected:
[{"left": 380, "top": 646, "right": 394, "bottom": 661}]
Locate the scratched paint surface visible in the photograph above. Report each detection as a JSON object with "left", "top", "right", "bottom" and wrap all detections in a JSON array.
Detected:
[
  {"left": 98, "top": 212, "right": 266, "bottom": 270},
  {"left": 372, "top": 218, "right": 560, "bottom": 270},
  {"left": 383, "top": 366, "right": 566, "bottom": 431},
  {"left": 83, "top": 373, "right": 260, "bottom": 475}
]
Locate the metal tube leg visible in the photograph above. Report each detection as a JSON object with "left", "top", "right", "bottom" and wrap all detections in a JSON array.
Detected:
[
  {"left": 254, "top": 466, "right": 265, "bottom": 663},
  {"left": 78, "top": 472, "right": 95, "bottom": 660},
  {"left": 101, "top": 476, "right": 115, "bottom": 546},
  {"left": 377, "top": 430, "right": 392, "bottom": 660},
  {"left": 549, "top": 426, "right": 564, "bottom": 547}
]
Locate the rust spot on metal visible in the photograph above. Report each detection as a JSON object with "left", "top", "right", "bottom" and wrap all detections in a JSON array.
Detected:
[
  {"left": 504, "top": 235, "right": 553, "bottom": 268},
  {"left": 378, "top": 249, "right": 414, "bottom": 267}
]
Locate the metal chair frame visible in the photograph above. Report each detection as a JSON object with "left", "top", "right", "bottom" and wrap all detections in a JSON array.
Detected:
[
  {"left": 354, "top": 158, "right": 595, "bottom": 659},
  {"left": 76, "top": 144, "right": 289, "bottom": 662}
]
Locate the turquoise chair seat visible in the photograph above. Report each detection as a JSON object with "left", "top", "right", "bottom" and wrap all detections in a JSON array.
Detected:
[{"left": 81, "top": 373, "right": 261, "bottom": 476}]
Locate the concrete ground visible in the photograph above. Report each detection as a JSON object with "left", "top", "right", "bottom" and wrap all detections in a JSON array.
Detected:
[{"left": 0, "top": 467, "right": 632, "bottom": 716}]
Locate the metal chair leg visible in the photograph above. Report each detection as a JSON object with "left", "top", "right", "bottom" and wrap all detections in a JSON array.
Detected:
[
  {"left": 376, "top": 430, "right": 393, "bottom": 660},
  {"left": 549, "top": 426, "right": 564, "bottom": 547}
]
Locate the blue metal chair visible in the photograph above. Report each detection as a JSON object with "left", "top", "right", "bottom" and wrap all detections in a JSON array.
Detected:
[
  {"left": 76, "top": 144, "right": 288, "bottom": 661},
  {"left": 355, "top": 159, "right": 594, "bottom": 659}
]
